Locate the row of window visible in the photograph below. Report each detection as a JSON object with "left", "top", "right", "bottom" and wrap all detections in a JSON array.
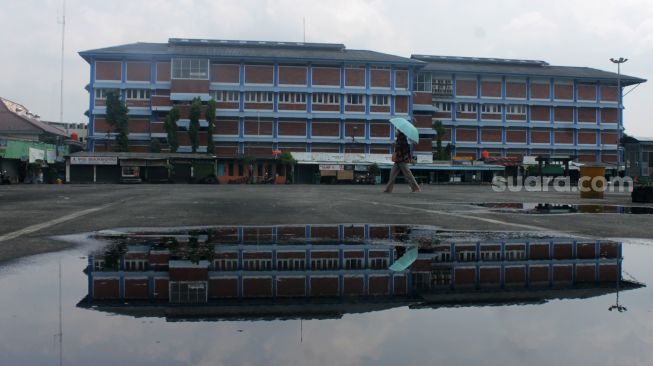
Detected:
[
  {"left": 435, "top": 102, "right": 528, "bottom": 115},
  {"left": 213, "top": 257, "right": 388, "bottom": 270},
  {"left": 96, "top": 88, "right": 394, "bottom": 107},
  {"left": 432, "top": 250, "right": 528, "bottom": 262},
  {"left": 94, "top": 89, "right": 151, "bottom": 100}
]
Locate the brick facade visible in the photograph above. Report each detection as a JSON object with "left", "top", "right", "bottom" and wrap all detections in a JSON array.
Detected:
[
  {"left": 279, "top": 66, "right": 307, "bottom": 85},
  {"left": 245, "top": 65, "right": 273, "bottom": 84},
  {"left": 212, "top": 64, "right": 240, "bottom": 83},
  {"left": 312, "top": 67, "right": 340, "bottom": 86}
]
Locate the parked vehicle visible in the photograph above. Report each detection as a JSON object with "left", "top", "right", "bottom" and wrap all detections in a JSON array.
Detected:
[{"left": 1, "top": 170, "right": 11, "bottom": 185}]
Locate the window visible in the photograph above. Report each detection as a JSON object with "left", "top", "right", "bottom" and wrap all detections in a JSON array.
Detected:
[
  {"left": 124, "top": 259, "right": 148, "bottom": 271},
  {"left": 371, "top": 95, "right": 389, "bottom": 106},
  {"left": 93, "top": 259, "right": 105, "bottom": 271},
  {"left": 344, "top": 258, "right": 363, "bottom": 269},
  {"left": 456, "top": 103, "right": 477, "bottom": 113},
  {"left": 434, "top": 252, "right": 451, "bottom": 262},
  {"left": 370, "top": 258, "right": 388, "bottom": 269},
  {"left": 214, "top": 259, "right": 238, "bottom": 270},
  {"left": 172, "top": 58, "right": 209, "bottom": 79},
  {"left": 506, "top": 250, "right": 526, "bottom": 260},
  {"left": 432, "top": 79, "right": 453, "bottom": 96},
  {"left": 244, "top": 92, "right": 273, "bottom": 103},
  {"left": 212, "top": 91, "right": 240, "bottom": 102},
  {"left": 435, "top": 102, "right": 452, "bottom": 112},
  {"left": 312, "top": 93, "right": 340, "bottom": 104},
  {"left": 125, "top": 89, "right": 150, "bottom": 100},
  {"left": 311, "top": 258, "right": 339, "bottom": 270},
  {"left": 346, "top": 94, "right": 364, "bottom": 105},
  {"left": 457, "top": 251, "right": 476, "bottom": 261},
  {"left": 276, "top": 259, "right": 306, "bottom": 270},
  {"left": 480, "top": 251, "right": 501, "bottom": 261},
  {"left": 279, "top": 92, "right": 306, "bottom": 104},
  {"left": 243, "top": 259, "right": 272, "bottom": 270},
  {"left": 94, "top": 89, "right": 115, "bottom": 100},
  {"left": 506, "top": 104, "right": 527, "bottom": 115},
  {"left": 414, "top": 73, "right": 432, "bottom": 92},
  {"left": 170, "top": 281, "right": 207, "bottom": 303},
  {"left": 481, "top": 104, "right": 502, "bottom": 113}
]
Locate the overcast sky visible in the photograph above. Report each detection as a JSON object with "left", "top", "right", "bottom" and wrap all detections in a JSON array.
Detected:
[{"left": 1, "top": 0, "right": 651, "bottom": 136}]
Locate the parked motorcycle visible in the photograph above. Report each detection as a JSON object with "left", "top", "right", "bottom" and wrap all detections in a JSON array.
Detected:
[{"left": 1, "top": 170, "right": 11, "bottom": 185}]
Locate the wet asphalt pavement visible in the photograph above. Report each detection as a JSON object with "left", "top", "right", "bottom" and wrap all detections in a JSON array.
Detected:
[{"left": 1, "top": 183, "right": 652, "bottom": 264}]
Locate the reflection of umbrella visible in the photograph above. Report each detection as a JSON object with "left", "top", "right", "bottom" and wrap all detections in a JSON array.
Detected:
[
  {"left": 389, "top": 118, "right": 419, "bottom": 143},
  {"left": 389, "top": 247, "right": 418, "bottom": 272}
]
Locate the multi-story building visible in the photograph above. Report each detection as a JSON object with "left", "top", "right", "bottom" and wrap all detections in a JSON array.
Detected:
[
  {"left": 78, "top": 224, "right": 641, "bottom": 320},
  {"left": 411, "top": 55, "right": 645, "bottom": 164},
  {"left": 79, "top": 39, "right": 423, "bottom": 179},
  {"left": 77, "top": 225, "right": 633, "bottom": 313},
  {"left": 79, "top": 39, "right": 645, "bottom": 182}
]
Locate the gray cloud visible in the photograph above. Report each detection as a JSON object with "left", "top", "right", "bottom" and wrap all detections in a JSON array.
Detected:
[{"left": 0, "top": 0, "right": 650, "bottom": 135}]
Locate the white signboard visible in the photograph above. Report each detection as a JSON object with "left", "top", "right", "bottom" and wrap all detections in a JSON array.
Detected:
[
  {"left": 46, "top": 149, "right": 56, "bottom": 164},
  {"left": 523, "top": 156, "right": 537, "bottom": 165},
  {"left": 319, "top": 164, "right": 343, "bottom": 171},
  {"left": 292, "top": 152, "right": 393, "bottom": 165},
  {"left": 416, "top": 154, "right": 434, "bottom": 164},
  {"left": 28, "top": 148, "right": 45, "bottom": 163},
  {"left": 71, "top": 156, "right": 118, "bottom": 165}
]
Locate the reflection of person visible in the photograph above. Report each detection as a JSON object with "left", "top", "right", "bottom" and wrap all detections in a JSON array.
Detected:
[{"left": 384, "top": 131, "right": 420, "bottom": 193}]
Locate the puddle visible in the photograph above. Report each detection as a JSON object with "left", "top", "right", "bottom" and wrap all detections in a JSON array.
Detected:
[
  {"left": 476, "top": 202, "right": 653, "bottom": 214},
  {"left": 1, "top": 225, "right": 652, "bottom": 365}
]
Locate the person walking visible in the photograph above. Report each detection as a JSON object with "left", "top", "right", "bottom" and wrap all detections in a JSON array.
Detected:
[{"left": 384, "top": 131, "right": 420, "bottom": 193}]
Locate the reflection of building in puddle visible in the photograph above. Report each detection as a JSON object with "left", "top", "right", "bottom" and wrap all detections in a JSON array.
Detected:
[{"left": 77, "top": 225, "right": 643, "bottom": 320}]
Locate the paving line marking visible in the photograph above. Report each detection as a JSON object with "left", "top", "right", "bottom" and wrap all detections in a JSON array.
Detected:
[
  {"left": 347, "top": 198, "right": 550, "bottom": 231},
  {"left": 0, "top": 201, "right": 119, "bottom": 243}
]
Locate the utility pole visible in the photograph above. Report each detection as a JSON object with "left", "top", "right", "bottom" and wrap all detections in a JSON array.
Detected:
[
  {"left": 610, "top": 57, "right": 628, "bottom": 165},
  {"left": 59, "top": 0, "right": 67, "bottom": 133}
]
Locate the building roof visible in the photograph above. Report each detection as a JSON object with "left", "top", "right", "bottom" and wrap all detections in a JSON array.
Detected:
[
  {"left": 0, "top": 97, "right": 69, "bottom": 138},
  {"left": 412, "top": 55, "right": 646, "bottom": 85},
  {"left": 79, "top": 38, "right": 423, "bottom": 66}
]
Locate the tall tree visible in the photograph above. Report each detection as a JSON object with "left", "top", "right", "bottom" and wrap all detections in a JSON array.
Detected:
[
  {"left": 149, "top": 138, "right": 161, "bottom": 153},
  {"left": 432, "top": 120, "right": 445, "bottom": 160},
  {"left": 205, "top": 98, "right": 216, "bottom": 155},
  {"left": 164, "top": 107, "right": 180, "bottom": 153},
  {"left": 105, "top": 90, "right": 130, "bottom": 152},
  {"left": 188, "top": 97, "right": 202, "bottom": 153}
]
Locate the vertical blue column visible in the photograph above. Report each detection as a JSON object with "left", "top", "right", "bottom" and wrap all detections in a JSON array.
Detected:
[
  {"left": 89, "top": 58, "right": 96, "bottom": 151},
  {"left": 239, "top": 62, "right": 246, "bottom": 112},
  {"left": 273, "top": 63, "right": 279, "bottom": 87},
  {"left": 364, "top": 248, "right": 369, "bottom": 269},
  {"left": 273, "top": 118, "right": 278, "bottom": 138},
  {"left": 476, "top": 75, "right": 481, "bottom": 98},
  {"left": 148, "top": 276, "right": 155, "bottom": 299},
  {"left": 306, "top": 119, "right": 312, "bottom": 140},
  {"left": 119, "top": 274, "right": 125, "bottom": 299}
]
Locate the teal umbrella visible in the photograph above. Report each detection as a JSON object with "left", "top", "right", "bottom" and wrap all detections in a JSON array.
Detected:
[
  {"left": 389, "top": 247, "right": 419, "bottom": 272},
  {"left": 389, "top": 117, "right": 419, "bottom": 143}
]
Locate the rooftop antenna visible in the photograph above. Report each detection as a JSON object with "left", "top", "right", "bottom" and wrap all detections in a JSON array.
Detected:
[
  {"left": 58, "top": 0, "right": 67, "bottom": 133},
  {"left": 303, "top": 17, "right": 306, "bottom": 43}
]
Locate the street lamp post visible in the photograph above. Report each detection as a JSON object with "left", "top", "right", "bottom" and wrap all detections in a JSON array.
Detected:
[{"left": 610, "top": 57, "right": 628, "bottom": 165}]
